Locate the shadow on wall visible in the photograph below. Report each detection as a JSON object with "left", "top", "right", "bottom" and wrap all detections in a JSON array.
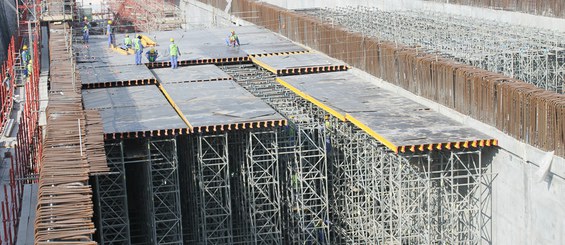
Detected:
[{"left": 0, "top": 0, "right": 17, "bottom": 61}]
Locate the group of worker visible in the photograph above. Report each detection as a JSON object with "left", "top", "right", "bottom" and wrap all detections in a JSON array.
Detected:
[
  {"left": 90, "top": 20, "right": 241, "bottom": 68},
  {"left": 105, "top": 20, "right": 182, "bottom": 68}
]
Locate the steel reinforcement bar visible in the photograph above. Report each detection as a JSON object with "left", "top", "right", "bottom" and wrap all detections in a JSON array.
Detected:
[
  {"left": 198, "top": 0, "right": 565, "bottom": 157},
  {"left": 34, "top": 23, "right": 108, "bottom": 244}
]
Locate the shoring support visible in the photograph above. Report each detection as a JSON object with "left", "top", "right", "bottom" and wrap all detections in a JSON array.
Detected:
[
  {"left": 245, "top": 130, "right": 282, "bottom": 244},
  {"left": 94, "top": 141, "right": 131, "bottom": 244},
  {"left": 221, "top": 64, "right": 330, "bottom": 244},
  {"left": 147, "top": 138, "right": 183, "bottom": 244},
  {"left": 197, "top": 133, "right": 233, "bottom": 244}
]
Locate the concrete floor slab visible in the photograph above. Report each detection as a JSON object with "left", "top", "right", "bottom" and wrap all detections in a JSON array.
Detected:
[
  {"left": 252, "top": 52, "right": 346, "bottom": 73},
  {"left": 161, "top": 80, "right": 284, "bottom": 127},
  {"left": 279, "top": 71, "right": 494, "bottom": 150},
  {"left": 82, "top": 85, "right": 185, "bottom": 133},
  {"left": 78, "top": 63, "right": 156, "bottom": 85},
  {"left": 152, "top": 64, "right": 231, "bottom": 83},
  {"left": 74, "top": 26, "right": 306, "bottom": 68}
]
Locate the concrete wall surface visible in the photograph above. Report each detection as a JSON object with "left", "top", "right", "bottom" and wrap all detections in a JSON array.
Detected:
[
  {"left": 260, "top": 0, "right": 565, "bottom": 32},
  {"left": 487, "top": 148, "right": 565, "bottom": 245}
]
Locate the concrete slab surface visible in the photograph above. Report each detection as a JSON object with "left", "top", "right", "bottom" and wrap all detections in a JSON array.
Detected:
[
  {"left": 78, "top": 63, "right": 155, "bottom": 85},
  {"left": 152, "top": 64, "right": 231, "bottom": 83},
  {"left": 252, "top": 52, "right": 346, "bottom": 72},
  {"left": 279, "top": 72, "right": 493, "bottom": 148},
  {"left": 82, "top": 85, "right": 166, "bottom": 109},
  {"left": 161, "top": 80, "right": 284, "bottom": 127},
  {"left": 82, "top": 85, "right": 185, "bottom": 133},
  {"left": 97, "top": 105, "right": 186, "bottom": 133},
  {"left": 74, "top": 26, "right": 306, "bottom": 68}
]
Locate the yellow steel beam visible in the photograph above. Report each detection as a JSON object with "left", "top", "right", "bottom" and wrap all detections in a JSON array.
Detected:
[
  {"left": 157, "top": 83, "right": 194, "bottom": 131},
  {"left": 250, "top": 56, "right": 278, "bottom": 74},
  {"left": 345, "top": 113, "right": 399, "bottom": 153},
  {"left": 275, "top": 77, "right": 346, "bottom": 121}
]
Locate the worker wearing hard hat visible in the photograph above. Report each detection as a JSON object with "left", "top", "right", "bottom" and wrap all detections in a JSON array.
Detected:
[
  {"left": 26, "top": 59, "right": 33, "bottom": 81},
  {"left": 82, "top": 24, "right": 89, "bottom": 44},
  {"left": 145, "top": 48, "right": 158, "bottom": 63},
  {"left": 123, "top": 34, "right": 133, "bottom": 50},
  {"left": 21, "top": 45, "right": 31, "bottom": 77},
  {"left": 106, "top": 20, "right": 115, "bottom": 48},
  {"left": 169, "top": 38, "right": 181, "bottom": 69},
  {"left": 21, "top": 45, "right": 30, "bottom": 65},
  {"left": 134, "top": 35, "right": 144, "bottom": 65}
]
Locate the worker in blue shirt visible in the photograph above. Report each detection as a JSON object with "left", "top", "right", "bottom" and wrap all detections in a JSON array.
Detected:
[
  {"left": 134, "top": 35, "right": 144, "bottom": 65},
  {"left": 145, "top": 48, "right": 158, "bottom": 62},
  {"left": 82, "top": 25, "right": 89, "bottom": 44},
  {"left": 21, "top": 45, "right": 31, "bottom": 77}
]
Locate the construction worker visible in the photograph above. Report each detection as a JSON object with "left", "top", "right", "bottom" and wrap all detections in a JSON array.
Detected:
[
  {"left": 169, "top": 38, "right": 181, "bottom": 69},
  {"left": 134, "top": 35, "right": 144, "bottom": 65},
  {"left": 123, "top": 34, "right": 133, "bottom": 50},
  {"left": 21, "top": 45, "right": 30, "bottom": 77},
  {"left": 145, "top": 48, "right": 158, "bottom": 62},
  {"left": 106, "top": 20, "right": 115, "bottom": 48},
  {"left": 82, "top": 24, "right": 89, "bottom": 44},
  {"left": 228, "top": 30, "right": 240, "bottom": 47},
  {"left": 26, "top": 59, "right": 33, "bottom": 81},
  {"left": 324, "top": 115, "right": 331, "bottom": 130}
]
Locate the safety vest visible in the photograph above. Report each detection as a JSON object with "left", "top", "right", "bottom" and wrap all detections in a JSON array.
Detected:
[
  {"left": 83, "top": 26, "right": 89, "bottom": 34},
  {"left": 169, "top": 43, "right": 179, "bottom": 56},
  {"left": 134, "top": 39, "right": 141, "bottom": 50},
  {"left": 124, "top": 37, "right": 132, "bottom": 46}
]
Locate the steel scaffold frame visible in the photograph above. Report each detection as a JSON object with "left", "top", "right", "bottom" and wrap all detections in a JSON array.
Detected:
[
  {"left": 197, "top": 133, "right": 233, "bottom": 244},
  {"left": 303, "top": 6, "right": 565, "bottom": 93},
  {"left": 94, "top": 142, "right": 131, "bottom": 244},
  {"left": 246, "top": 130, "right": 283, "bottom": 244},
  {"left": 222, "top": 64, "right": 330, "bottom": 244},
  {"left": 220, "top": 63, "right": 490, "bottom": 244},
  {"left": 147, "top": 138, "right": 183, "bottom": 244}
]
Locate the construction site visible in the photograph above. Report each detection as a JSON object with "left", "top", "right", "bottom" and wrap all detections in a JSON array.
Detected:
[{"left": 0, "top": 0, "right": 563, "bottom": 244}]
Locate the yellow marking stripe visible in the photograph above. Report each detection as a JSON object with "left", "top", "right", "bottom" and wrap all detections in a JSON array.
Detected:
[
  {"left": 345, "top": 113, "right": 399, "bottom": 153},
  {"left": 157, "top": 83, "right": 194, "bottom": 130},
  {"left": 250, "top": 56, "right": 278, "bottom": 74},
  {"left": 276, "top": 77, "right": 346, "bottom": 121}
]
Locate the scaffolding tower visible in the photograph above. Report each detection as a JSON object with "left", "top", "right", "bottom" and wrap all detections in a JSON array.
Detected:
[
  {"left": 93, "top": 142, "right": 131, "bottom": 244},
  {"left": 220, "top": 63, "right": 490, "bottom": 244},
  {"left": 197, "top": 133, "right": 233, "bottom": 244},
  {"left": 246, "top": 131, "right": 282, "bottom": 244}
]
